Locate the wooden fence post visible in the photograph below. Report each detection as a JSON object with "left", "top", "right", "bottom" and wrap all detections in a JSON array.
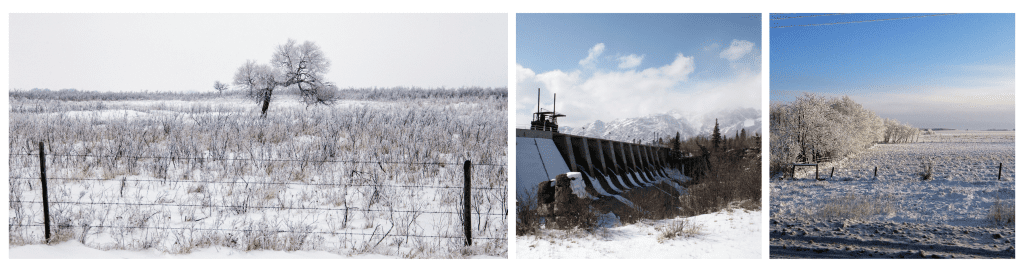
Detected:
[
  {"left": 998, "top": 163, "right": 1002, "bottom": 180},
  {"left": 874, "top": 167, "right": 878, "bottom": 179},
  {"left": 39, "top": 142, "right": 51, "bottom": 244},
  {"left": 830, "top": 167, "right": 834, "bottom": 179},
  {"left": 463, "top": 160, "right": 472, "bottom": 246}
]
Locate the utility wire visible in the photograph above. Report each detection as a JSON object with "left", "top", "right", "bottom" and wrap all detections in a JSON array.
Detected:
[
  {"left": 771, "top": 13, "right": 958, "bottom": 29},
  {"left": 770, "top": 13, "right": 850, "bottom": 21}
]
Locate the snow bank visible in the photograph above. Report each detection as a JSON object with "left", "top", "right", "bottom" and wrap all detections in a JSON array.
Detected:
[{"left": 518, "top": 209, "right": 761, "bottom": 258}]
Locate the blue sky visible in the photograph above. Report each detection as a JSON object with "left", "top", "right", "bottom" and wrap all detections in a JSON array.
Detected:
[
  {"left": 517, "top": 13, "right": 761, "bottom": 128},
  {"left": 771, "top": 13, "right": 1014, "bottom": 130}
]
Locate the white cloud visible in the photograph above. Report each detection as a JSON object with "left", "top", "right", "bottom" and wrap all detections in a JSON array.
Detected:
[
  {"left": 720, "top": 39, "right": 754, "bottom": 61},
  {"left": 578, "top": 43, "right": 605, "bottom": 67},
  {"left": 617, "top": 54, "right": 644, "bottom": 69},
  {"left": 702, "top": 42, "right": 721, "bottom": 52},
  {"left": 517, "top": 53, "right": 760, "bottom": 128}
]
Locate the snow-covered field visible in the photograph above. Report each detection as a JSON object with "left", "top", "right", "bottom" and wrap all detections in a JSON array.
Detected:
[
  {"left": 517, "top": 209, "right": 760, "bottom": 259},
  {"left": 770, "top": 130, "right": 1014, "bottom": 258},
  {"left": 9, "top": 91, "right": 508, "bottom": 258}
]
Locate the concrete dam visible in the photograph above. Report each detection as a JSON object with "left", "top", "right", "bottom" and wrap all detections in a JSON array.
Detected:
[{"left": 516, "top": 128, "right": 686, "bottom": 204}]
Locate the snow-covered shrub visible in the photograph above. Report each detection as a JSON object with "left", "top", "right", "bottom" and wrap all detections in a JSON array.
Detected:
[{"left": 918, "top": 161, "right": 934, "bottom": 181}]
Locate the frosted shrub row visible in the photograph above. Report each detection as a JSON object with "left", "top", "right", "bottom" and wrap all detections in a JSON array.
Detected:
[{"left": 770, "top": 93, "right": 919, "bottom": 173}]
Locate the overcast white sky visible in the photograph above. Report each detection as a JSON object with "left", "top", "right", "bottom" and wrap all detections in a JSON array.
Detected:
[{"left": 9, "top": 14, "right": 507, "bottom": 92}]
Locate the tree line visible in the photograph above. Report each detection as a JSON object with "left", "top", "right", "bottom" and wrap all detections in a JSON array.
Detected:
[
  {"left": 770, "top": 93, "right": 919, "bottom": 174},
  {"left": 653, "top": 120, "right": 760, "bottom": 157}
]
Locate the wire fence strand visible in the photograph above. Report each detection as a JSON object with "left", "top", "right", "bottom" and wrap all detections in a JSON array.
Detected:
[
  {"left": 8, "top": 153, "right": 506, "bottom": 167},
  {"left": 10, "top": 144, "right": 509, "bottom": 245},
  {"left": 10, "top": 200, "right": 507, "bottom": 217},
  {"left": 7, "top": 176, "right": 507, "bottom": 191},
  {"left": 9, "top": 224, "right": 506, "bottom": 240}
]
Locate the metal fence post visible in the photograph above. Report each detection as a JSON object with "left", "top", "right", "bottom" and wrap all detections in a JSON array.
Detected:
[
  {"left": 463, "top": 160, "right": 472, "bottom": 246},
  {"left": 39, "top": 142, "right": 51, "bottom": 244},
  {"left": 998, "top": 163, "right": 1002, "bottom": 180}
]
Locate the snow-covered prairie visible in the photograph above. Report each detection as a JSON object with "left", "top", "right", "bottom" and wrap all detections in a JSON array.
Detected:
[
  {"left": 9, "top": 90, "right": 508, "bottom": 258},
  {"left": 770, "top": 130, "right": 1014, "bottom": 258},
  {"left": 517, "top": 209, "right": 760, "bottom": 259}
]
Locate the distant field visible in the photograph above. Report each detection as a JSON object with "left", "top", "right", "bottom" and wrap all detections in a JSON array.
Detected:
[
  {"left": 771, "top": 130, "right": 1014, "bottom": 258},
  {"left": 9, "top": 89, "right": 508, "bottom": 258}
]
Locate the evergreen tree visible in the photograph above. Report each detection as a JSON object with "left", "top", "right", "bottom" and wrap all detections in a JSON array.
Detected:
[
  {"left": 672, "top": 132, "right": 681, "bottom": 151},
  {"left": 712, "top": 118, "right": 721, "bottom": 151},
  {"left": 740, "top": 128, "right": 747, "bottom": 148}
]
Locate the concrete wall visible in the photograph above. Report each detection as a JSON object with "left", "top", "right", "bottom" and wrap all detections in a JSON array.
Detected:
[{"left": 533, "top": 130, "right": 678, "bottom": 195}]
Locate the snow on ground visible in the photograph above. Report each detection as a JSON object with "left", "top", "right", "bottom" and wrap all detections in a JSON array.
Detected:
[
  {"left": 9, "top": 241, "right": 392, "bottom": 259},
  {"left": 769, "top": 217, "right": 1014, "bottom": 258},
  {"left": 9, "top": 94, "right": 508, "bottom": 258},
  {"left": 517, "top": 209, "right": 760, "bottom": 259},
  {"left": 770, "top": 130, "right": 1014, "bottom": 258},
  {"left": 8, "top": 241, "right": 503, "bottom": 259},
  {"left": 772, "top": 131, "right": 1013, "bottom": 226}
]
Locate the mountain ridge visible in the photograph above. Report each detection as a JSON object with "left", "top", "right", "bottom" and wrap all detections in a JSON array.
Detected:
[{"left": 559, "top": 108, "right": 761, "bottom": 142}]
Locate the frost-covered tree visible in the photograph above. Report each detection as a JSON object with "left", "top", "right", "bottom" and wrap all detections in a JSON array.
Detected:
[
  {"left": 271, "top": 39, "right": 337, "bottom": 105},
  {"left": 233, "top": 60, "right": 278, "bottom": 117},
  {"left": 213, "top": 81, "right": 228, "bottom": 95},
  {"left": 882, "top": 118, "right": 920, "bottom": 144},
  {"left": 234, "top": 39, "right": 338, "bottom": 117},
  {"left": 770, "top": 92, "right": 917, "bottom": 175}
]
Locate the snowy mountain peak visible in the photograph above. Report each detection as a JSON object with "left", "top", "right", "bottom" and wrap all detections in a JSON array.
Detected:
[{"left": 560, "top": 108, "right": 761, "bottom": 142}]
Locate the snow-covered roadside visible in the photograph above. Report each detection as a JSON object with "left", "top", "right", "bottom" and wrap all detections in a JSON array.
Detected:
[
  {"left": 769, "top": 217, "right": 1014, "bottom": 259},
  {"left": 517, "top": 209, "right": 760, "bottom": 259}
]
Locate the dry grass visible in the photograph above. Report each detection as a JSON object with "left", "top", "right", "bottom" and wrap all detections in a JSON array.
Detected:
[
  {"left": 918, "top": 161, "right": 934, "bottom": 181},
  {"left": 656, "top": 218, "right": 704, "bottom": 243},
  {"left": 678, "top": 149, "right": 761, "bottom": 216},
  {"left": 515, "top": 189, "right": 540, "bottom": 236},
  {"left": 987, "top": 197, "right": 1015, "bottom": 227},
  {"left": 618, "top": 183, "right": 682, "bottom": 224}
]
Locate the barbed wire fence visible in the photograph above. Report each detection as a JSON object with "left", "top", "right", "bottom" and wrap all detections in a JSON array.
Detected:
[
  {"left": 9, "top": 142, "right": 508, "bottom": 251},
  {"left": 784, "top": 161, "right": 1007, "bottom": 181}
]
